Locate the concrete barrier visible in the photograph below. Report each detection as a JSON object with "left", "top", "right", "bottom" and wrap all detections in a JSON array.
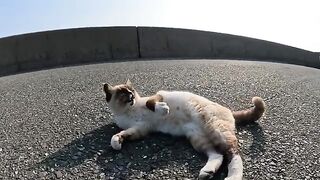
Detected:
[
  {"left": 0, "top": 27, "right": 319, "bottom": 76},
  {"left": 138, "top": 27, "right": 319, "bottom": 68},
  {"left": 0, "top": 27, "right": 139, "bottom": 76}
]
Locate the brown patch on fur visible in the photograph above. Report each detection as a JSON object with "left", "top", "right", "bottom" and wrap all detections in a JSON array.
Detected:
[
  {"left": 105, "top": 91, "right": 112, "bottom": 102},
  {"left": 189, "top": 97, "right": 239, "bottom": 157},
  {"left": 112, "top": 85, "right": 135, "bottom": 104},
  {"left": 146, "top": 94, "right": 163, "bottom": 112},
  {"left": 233, "top": 97, "right": 266, "bottom": 125},
  {"left": 205, "top": 121, "right": 239, "bottom": 158},
  {"left": 223, "top": 131, "right": 240, "bottom": 162},
  {"left": 103, "top": 84, "right": 112, "bottom": 102},
  {"left": 212, "top": 120, "right": 234, "bottom": 132},
  {"left": 224, "top": 131, "right": 239, "bottom": 153},
  {"left": 189, "top": 135, "right": 213, "bottom": 152},
  {"left": 115, "top": 86, "right": 133, "bottom": 96}
]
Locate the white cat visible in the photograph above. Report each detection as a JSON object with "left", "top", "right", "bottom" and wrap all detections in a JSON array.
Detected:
[{"left": 103, "top": 80, "right": 265, "bottom": 180}]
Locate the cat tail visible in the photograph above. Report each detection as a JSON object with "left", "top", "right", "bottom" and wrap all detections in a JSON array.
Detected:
[{"left": 233, "top": 97, "right": 266, "bottom": 125}]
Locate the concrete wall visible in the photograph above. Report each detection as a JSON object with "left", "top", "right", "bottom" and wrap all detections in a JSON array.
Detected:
[
  {"left": 0, "top": 27, "right": 139, "bottom": 76},
  {"left": 138, "top": 27, "right": 319, "bottom": 68},
  {"left": 0, "top": 27, "right": 319, "bottom": 76}
]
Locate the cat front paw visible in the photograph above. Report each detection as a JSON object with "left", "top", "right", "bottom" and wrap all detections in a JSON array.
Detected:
[
  {"left": 111, "top": 134, "right": 122, "bottom": 150},
  {"left": 155, "top": 102, "right": 170, "bottom": 115}
]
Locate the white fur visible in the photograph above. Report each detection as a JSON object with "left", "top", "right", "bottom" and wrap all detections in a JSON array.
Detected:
[
  {"left": 226, "top": 154, "right": 243, "bottom": 180},
  {"left": 199, "top": 151, "right": 223, "bottom": 177},
  {"left": 110, "top": 135, "right": 122, "bottom": 150},
  {"left": 155, "top": 102, "right": 170, "bottom": 115},
  {"left": 112, "top": 91, "right": 203, "bottom": 136}
]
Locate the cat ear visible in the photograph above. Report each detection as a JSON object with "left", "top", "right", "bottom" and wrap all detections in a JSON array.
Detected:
[
  {"left": 103, "top": 83, "right": 113, "bottom": 102},
  {"left": 126, "top": 79, "right": 133, "bottom": 87},
  {"left": 103, "top": 83, "right": 112, "bottom": 93}
]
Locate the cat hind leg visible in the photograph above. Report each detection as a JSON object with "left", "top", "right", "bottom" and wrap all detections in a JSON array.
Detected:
[
  {"left": 225, "top": 153, "right": 243, "bottom": 180},
  {"left": 223, "top": 132, "right": 243, "bottom": 180},
  {"left": 199, "top": 151, "right": 223, "bottom": 180},
  {"left": 189, "top": 135, "right": 223, "bottom": 180}
]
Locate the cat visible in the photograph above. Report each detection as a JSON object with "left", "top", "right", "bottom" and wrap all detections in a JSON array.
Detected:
[{"left": 103, "top": 79, "right": 265, "bottom": 180}]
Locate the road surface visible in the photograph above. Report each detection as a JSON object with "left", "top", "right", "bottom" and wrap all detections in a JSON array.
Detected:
[{"left": 0, "top": 60, "right": 319, "bottom": 179}]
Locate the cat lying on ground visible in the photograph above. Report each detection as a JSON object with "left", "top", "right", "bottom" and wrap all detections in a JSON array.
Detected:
[{"left": 103, "top": 80, "right": 265, "bottom": 180}]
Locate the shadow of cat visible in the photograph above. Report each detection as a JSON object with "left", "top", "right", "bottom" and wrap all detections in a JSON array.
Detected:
[
  {"left": 237, "top": 122, "right": 266, "bottom": 159},
  {"left": 36, "top": 123, "right": 232, "bottom": 179}
]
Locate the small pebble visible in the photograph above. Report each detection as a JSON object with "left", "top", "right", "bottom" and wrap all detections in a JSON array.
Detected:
[
  {"left": 39, "top": 172, "right": 47, "bottom": 177},
  {"left": 127, "top": 162, "right": 132, "bottom": 168},
  {"left": 55, "top": 171, "right": 63, "bottom": 179},
  {"left": 78, "top": 146, "right": 85, "bottom": 151},
  {"left": 99, "top": 173, "right": 105, "bottom": 178}
]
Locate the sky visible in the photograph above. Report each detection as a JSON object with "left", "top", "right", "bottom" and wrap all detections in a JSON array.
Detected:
[{"left": 0, "top": 0, "right": 319, "bottom": 52}]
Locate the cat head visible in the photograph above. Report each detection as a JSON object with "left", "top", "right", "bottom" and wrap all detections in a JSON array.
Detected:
[{"left": 103, "top": 79, "right": 138, "bottom": 113}]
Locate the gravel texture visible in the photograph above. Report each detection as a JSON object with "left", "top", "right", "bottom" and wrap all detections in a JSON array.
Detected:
[{"left": 0, "top": 60, "right": 319, "bottom": 180}]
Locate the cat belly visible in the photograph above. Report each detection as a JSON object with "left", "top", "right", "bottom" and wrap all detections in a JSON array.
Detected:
[
  {"left": 156, "top": 122, "right": 185, "bottom": 136},
  {"left": 114, "top": 115, "right": 138, "bottom": 129},
  {"left": 156, "top": 121, "right": 200, "bottom": 137}
]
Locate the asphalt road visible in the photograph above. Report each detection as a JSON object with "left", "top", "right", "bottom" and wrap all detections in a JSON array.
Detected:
[{"left": 0, "top": 60, "right": 319, "bottom": 180}]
